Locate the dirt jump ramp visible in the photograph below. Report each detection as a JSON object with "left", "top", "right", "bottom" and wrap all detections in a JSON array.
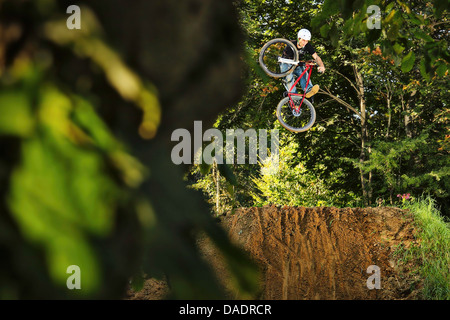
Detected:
[{"left": 216, "top": 206, "right": 419, "bottom": 300}]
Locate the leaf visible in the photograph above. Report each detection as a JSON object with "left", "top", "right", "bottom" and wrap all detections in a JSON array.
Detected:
[
  {"left": 342, "top": 18, "right": 353, "bottom": 36},
  {"left": 419, "top": 57, "right": 431, "bottom": 80},
  {"left": 321, "top": 0, "right": 341, "bottom": 16},
  {"left": 414, "top": 29, "right": 434, "bottom": 42},
  {"left": 0, "top": 91, "right": 34, "bottom": 137},
  {"left": 408, "top": 14, "right": 423, "bottom": 25},
  {"left": 401, "top": 51, "right": 416, "bottom": 72},
  {"left": 320, "top": 24, "right": 331, "bottom": 38},
  {"left": 8, "top": 133, "right": 113, "bottom": 294},
  {"left": 393, "top": 55, "right": 402, "bottom": 67},
  {"left": 384, "top": 9, "right": 397, "bottom": 24},
  {"left": 329, "top": 23, "right": 340, "bottom": 48},
  {"left": 393, "top": 42, "right": 405, "bottom": 55},
  {"left": 386, "top": 23, "right": 400, "bottom": 41},
  {"left": 385, "top": 2, "right": 396, "bottom": 12},
  {"left": 436, "top": 63, "right": 448, "bottom": 77}
]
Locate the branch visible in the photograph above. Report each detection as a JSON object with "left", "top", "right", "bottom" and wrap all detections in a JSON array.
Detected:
[
  {"left": 318, "top": 87, "right": 360, "bottom": 116},
  {"left": 328, "top": 68, "right": 359, "bottom": 94},
  {"left": 314, "top": 98, "right": 335, "bottom": 109}
]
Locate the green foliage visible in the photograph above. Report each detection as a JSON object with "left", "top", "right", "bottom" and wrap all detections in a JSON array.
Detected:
[
  {"left": 401, "top": 196, "right": 450, "bottom": 300},
  {"left": 311, "top": 0, "right": 449, "bottom": 80},
  {"left": 0, "top": 59, "right": 141, "bottom": 298},
  {"left": 401, "top": 50, "right": 415, "bottom": 73},
  {"left": 190, "top": 162, "right": 239, "bottom": 216},
  {"left": 249, "top": 135, "right": 357, "bottom": 207},
  {"left": 344, "top": 132, "right": 450, "bottom": 205}
]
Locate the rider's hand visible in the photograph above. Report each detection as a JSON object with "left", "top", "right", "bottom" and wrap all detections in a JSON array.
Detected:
[{"left": 318, "top": 66, "right": 325, "bottom": 73}]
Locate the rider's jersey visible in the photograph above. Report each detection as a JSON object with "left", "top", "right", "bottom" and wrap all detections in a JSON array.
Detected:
[{"left": 283, "top": 40, "right": 316, "bottom": 61}]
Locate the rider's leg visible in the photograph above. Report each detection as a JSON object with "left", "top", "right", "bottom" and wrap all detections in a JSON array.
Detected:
[
  {"left": 281, "top": 63, "right": 298, "bottom": 94},
  {"left": 298, "top": 65, "right": 319, "bottom": 98},
  {"left": 297, "top": 65, "right": 314, "bottom": 93}
]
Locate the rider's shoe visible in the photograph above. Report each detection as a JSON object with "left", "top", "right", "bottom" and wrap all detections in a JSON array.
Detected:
[
  {"left": 305, "top": 85, "right": 319, "bottom": 98},
  {"left": 282, "top": 91, "right": 289, "bottom": 98}
]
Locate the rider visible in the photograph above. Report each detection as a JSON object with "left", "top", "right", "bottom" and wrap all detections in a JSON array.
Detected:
[{"left": 281, "top": 28, "right": 325, "bottom": 98}]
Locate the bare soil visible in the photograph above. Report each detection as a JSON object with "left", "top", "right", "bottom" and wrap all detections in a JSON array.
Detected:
[{"left": 126, "top": 206, "right": 422, "bottom": 300}]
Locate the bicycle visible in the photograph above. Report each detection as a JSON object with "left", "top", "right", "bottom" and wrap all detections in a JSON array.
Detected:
[{"left": 259, "top": 38, "right": 318, "bottom": 133}]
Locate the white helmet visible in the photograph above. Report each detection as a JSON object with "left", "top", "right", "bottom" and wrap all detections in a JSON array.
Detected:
[{"left": 297, "top": 29, "right": 311, "bottom": 41}]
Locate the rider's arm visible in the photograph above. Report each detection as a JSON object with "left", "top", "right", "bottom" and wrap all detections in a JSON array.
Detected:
[{"left": 312, "top": 52, "right": 325, "bottom": 73}]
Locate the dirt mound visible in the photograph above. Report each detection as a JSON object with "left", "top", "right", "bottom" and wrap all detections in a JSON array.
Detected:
[
  {"left": 127, "top": 206, "right": 422, "bottom": 300},
  {"left": 216, "top": 206, "right": 420, "bottom": 299}
]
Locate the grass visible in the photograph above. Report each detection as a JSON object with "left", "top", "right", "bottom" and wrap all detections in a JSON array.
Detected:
[{"left": 401, "top": 196, "right": 450, "bottom": 300}]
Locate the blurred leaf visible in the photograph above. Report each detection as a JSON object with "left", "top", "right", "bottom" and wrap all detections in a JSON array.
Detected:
[
  {"left": 386, "top": 23, "right": 400, "bottom": 41},
  {"left": 0, "top": 90, "right": 35, "bottom": 137},
  {"left": 320, "top": 24, "right": 331, "bottom": 38},
  {"left": 401, "top": 51, "right": 416, "bottom": 73},
  {"left": 414, "top": 29, "right": 434, "bottom": 42},
  {"left": 419, "top": 57, "right": 431, "bottom": 80},
  {"left": 436, "top": 62, "right": 448, "bottom": 77},
  {"left": 4, "top": 80, "right": 129, "bottom": 294},
  {"left": 393, "top": 42, "right": 405, "bottom": 55},
  {"left": 44, "top": 11, "right": 162, "bottom": 140},
  {"left": 7, "top": 134, "right": 113, "bottom": 293},
  {"left": 329, "top": 24, "right": 340, "bottom": 48},
  {"left": 384, "top": 9, "right": 397, "bottom": 24},
  {"left": 70, "top": 97, "right": 118, "bottom": 151}
]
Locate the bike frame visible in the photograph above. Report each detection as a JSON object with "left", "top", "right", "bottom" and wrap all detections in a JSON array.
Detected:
[{"left": 286, "top": 62, "right": 314, "bottom": 112}]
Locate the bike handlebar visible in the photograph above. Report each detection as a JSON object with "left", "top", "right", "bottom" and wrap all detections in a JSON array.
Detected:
[
  {"left": 302, "top": 60, "right": 317, "bottom": 66},
  {"left": 303, "top": 60, "right": 324, "bottom": 73}
]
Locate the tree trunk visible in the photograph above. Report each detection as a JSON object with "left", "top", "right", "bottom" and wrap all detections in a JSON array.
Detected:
[
  {"left": 354, "top": 65, "right": 371, "bottom": 206},
  {"left": 401, "top": 94, "right": 413, "bottom": 138},
  {"left": 385, "top": 83, "right": 392, "bottom": 138}
]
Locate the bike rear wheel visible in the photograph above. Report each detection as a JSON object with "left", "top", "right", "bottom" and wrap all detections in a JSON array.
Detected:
[
  {"left": 259, "top": 38, "right": 298, "bottom": 78},
  {"left": 276, "top": 95, "right": 316, "bottom": 132}
]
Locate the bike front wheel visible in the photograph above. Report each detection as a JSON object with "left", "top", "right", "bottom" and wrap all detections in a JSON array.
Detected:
[
  {"left": 276, "top": 96, "right": 316, "bottom": 132},
  {"left": 259, "top": 38, "right": 298, "bottom": 78}
]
